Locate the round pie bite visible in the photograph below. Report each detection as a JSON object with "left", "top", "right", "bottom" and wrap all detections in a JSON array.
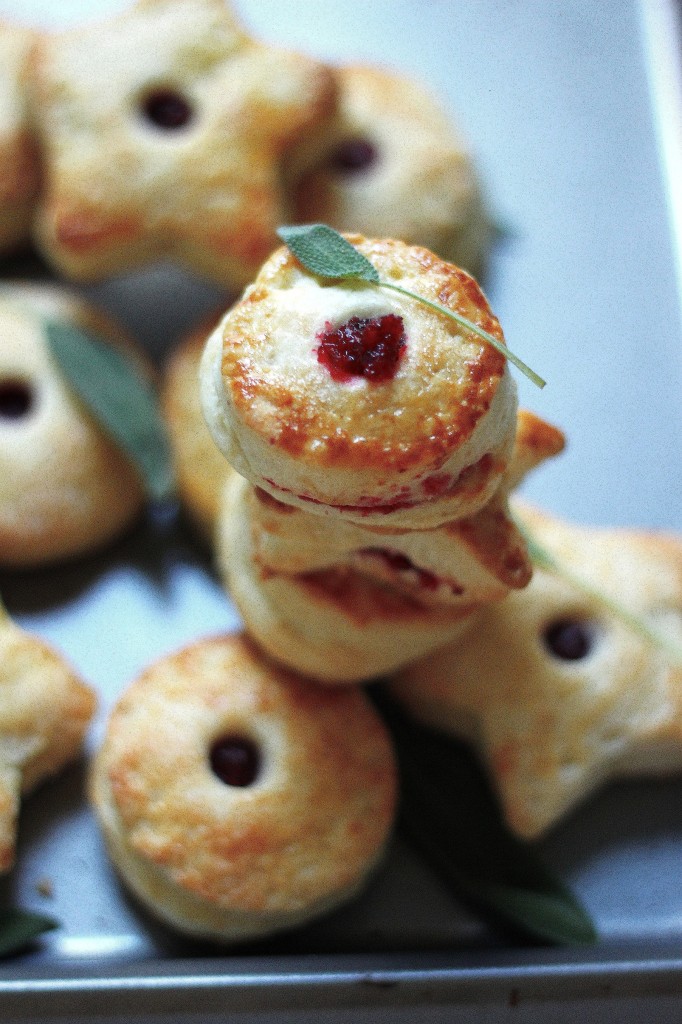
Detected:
[{"left": 0, "top": 22, "right": 40, "bottom": 256}]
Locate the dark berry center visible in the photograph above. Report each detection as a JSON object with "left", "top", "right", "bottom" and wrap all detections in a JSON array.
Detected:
[
  {"left": 209, "top": 735, "right": 260, "bottom": 787},
  {"left": 360, "top": 547, "right": 440, "bottom": 590},
  {"left": 142, "top": 89, "right": 193, "bottom": 129},
  {"left": 316, "top": 314, "right": 406, "bottom": 383},
  {"left": 0, "top": 380, "right": 33, "bottom": 419},
  {"left": 543, "top": 619, "right": 594, "bottom": 661},
  {"left": 330, "top": 138, "right": 378, "bottom": 173}
]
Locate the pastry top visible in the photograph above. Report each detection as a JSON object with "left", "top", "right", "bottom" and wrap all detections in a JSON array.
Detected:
[
  {"left": 0, "top": 609, "right": 97, "bottom": 873},
  {"left": 390, "top": 502, "right": 682, "bottom": 838},
  {"left": 90, "top": 633, "right": 397, "bottom": 938},
  {"left": 0, "top": 282, "right": 148, "bottom": 567},
  {"left": 28, "top": 0, "right": 337, "bottom": 286},
  {"left": 0, "top": 21, "right": 40, "bottom": 252},
  {"left": 285, "top": 63, "right": 491, "bottom": 277},
  {"left": 201, "top": 235, "right": 518, "bottom": 529}
]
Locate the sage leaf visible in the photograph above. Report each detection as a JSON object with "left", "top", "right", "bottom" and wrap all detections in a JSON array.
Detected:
[
  {"left": 373, "top": 689, "right": 597, "bottom": 946},
  {"left": 0, "top": 909, "right": 58, "bottom": 958},
  {"left": 277, "top": 224, "right": 380, "bottom": 282},
  {"left": 46, "top": 319, "right": 175, "bottom": 502},
  {"left": 277, "top": 224, "right": 545, "bottom": 388}
]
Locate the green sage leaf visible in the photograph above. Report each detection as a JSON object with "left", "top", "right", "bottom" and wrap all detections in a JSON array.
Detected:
[
  {"left": 373, "top": 689, "right": 597, "bottom": 946},
  {"left": 46, "top": 319, "right": 175, "bottom": 502},
  {"left": 277, "top": 224, "right": 380, "bottom": 282},
  {"left": 0, "top": 909, "right": 58, "bottom": 958}
]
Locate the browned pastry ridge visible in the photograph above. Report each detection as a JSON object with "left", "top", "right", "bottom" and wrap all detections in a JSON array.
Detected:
[
  {"left": 285, "top": 63, "right": 491, "bottom": 277},
  {"left": 161, "top": 312, "right": 235, "bottom": 541}
]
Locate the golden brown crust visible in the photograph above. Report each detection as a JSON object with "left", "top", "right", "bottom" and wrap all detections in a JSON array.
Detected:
[
  {"left": 161, "top": 314, "right": 233, "bottom": 540},
  {"left": 216, "top": 474, "right": 473, "bottom": 683},
  {"left": 27, "top": 0, "right": 337, "bottom": 286},
  {"left": 0, "top": 282, "right": 147, "bottom": 567},
  {"left": 237, "top": 468, "right": 532, "bottom": 607},
  {"left": 0, "top": 611, "right": 97, "bottom": 873},
  {"left": 390, "top": 502, "right": 682, "bottom": 839},
  {"left": 504, "top": 408, "right": 566, "bottom": 491},
  {"left": 89, "top": 632, "right": 397, "bottom": 940}
]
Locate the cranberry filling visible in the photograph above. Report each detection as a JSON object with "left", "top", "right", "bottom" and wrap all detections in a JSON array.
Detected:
[
  {"left": 0, "top": 380, "right": 33, "bottom": 419},
  {"left": 316, "top": 314, "right": 406, "bottom": 383},
  {"left": 360, "top": 548, "right": 440, "bottom": 590},
  {"left": 141, "top": 88, "right": 193, "bottom": 129},
  {"left": 543, "top": 619, "right": 594, "bottom": 661},
  {"left": 209, "top": 735, "right": 260, "bottom": 787},
  {"left": 330, "top": 138, "right": 378, "bottom": 173}
]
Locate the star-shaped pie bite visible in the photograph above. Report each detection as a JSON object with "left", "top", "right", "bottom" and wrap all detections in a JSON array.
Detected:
[
  {"left": 0, "top": 606, "right": 97, "bottom": 873},
  {"left": 389, "top": 502, "right": 682, "bottom": 839},
  {"left": 213, "top": 412, "right": 565, "bottom": 684},
  {"left": 28, "top": 0, "right": 336, "bottom": 288}
]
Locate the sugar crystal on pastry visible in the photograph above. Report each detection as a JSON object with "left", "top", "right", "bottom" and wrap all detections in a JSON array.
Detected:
[{"left": 201, "top": 235, "right": 518, "bottom": 530}]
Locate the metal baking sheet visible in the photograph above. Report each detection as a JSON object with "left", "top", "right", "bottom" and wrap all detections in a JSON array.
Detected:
[{"left": 0, "top": 0, "right": 681, "bottom": 1019}]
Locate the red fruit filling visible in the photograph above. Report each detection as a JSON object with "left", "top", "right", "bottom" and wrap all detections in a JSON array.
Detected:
[
  {"left": 316, "top": 314, "right": 406, "bottom": 383},
  {"left": 209, "top": 735, "right": 260, "bottom": 787}
]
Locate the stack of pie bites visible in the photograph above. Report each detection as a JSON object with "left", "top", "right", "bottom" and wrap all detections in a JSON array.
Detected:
[
  {"left": 2, "top": 0, "right": 682, "bottom": 951},
  {"left": 0, "top": 0, "right": 490, "bottom": 288}
]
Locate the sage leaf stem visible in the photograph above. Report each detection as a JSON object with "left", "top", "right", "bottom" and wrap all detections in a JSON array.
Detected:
[{"left": 378, "top": 281, "right": 546, "bottom": 389}]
